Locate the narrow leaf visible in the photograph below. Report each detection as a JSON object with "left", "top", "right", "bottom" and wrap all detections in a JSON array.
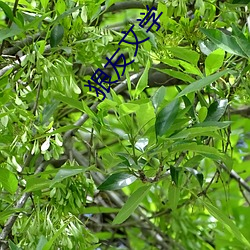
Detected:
[
  {"left": 177, "top": 70, "right": 230, "bottom": 98},
  {"left": 51, "top": 166, "right": 86, "bottom": 186},
  {"left": 134, "top": 59, "right": 150, "bottom": 98},
  {"left": 168, "top": 183, "right": 180, "bottom": 210},
  {"left": 112, "top": 185, "right": 151, "bottom": 224},
  {"left": 203, "top": 201, "right": 250, "bottom": 248},
  {"left": 98, "top": 172, "right": 137, "bottom": 191}
]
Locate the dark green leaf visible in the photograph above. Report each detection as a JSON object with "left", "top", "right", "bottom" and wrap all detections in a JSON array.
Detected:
[
  {"left": 205, "top": 99, "right": 228, "bottom": 122},
  {"left": 200, "top": 28, "right": 247, "bottom": 58},
  {"left": 232, "top": 0, "right": 250, "bottom": 4},
  {"left": 50, "top": 24, "right": 64, "bottom": 47},
  {"left": 0, "top": 2, "right": 14, "bottom": 21},
  {"left": 170, "top": 166, "right": 181, "bottom": 186},
  {"left": 98, "top": 172, "right": 137, "bottom": 191},
  {"left": 155, "top": 99, "right": 179, "bottom": 137},
  {"left": 185, "top": 167, "right": 204, "bottom": 187}
]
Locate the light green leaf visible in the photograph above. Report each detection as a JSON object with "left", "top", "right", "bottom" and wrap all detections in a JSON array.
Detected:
[
  {"left": 53, "top": 92, "right": 84, "bottom": 112},
  {"left": 119, "top": 103, "right": 140, "bottom": 115},
  {"left": 80, "top": 206, "right": 120, "bottom": 214},
  {"left": 0, "top": 168, "right": 18, "bottom": 194},
  {"left": 24, "top": 177, "right": 51, "bottom": 192},
  {"left": 168, "top": 47, "right": 200, "bottom": 65},
  {"left": 203, "top": 201, "right": 250, "bottom": 248},
  {"left": 134, "top": 59, "right": 150, "bottom": 98},
  {"left": 205, "top": 49, "right": 225, "bottom": 75},
  {"left": 42, "top": 223, "right": 69, "bottom": 250},
  {"left": 168, "top": 182, "right": 180, "bottom": 210},
  {"left": 112, "top": 185, "right": 151, "bottom": 224},
  {"left": 51, "top": 166, "right": 86, "bottom": 186}
]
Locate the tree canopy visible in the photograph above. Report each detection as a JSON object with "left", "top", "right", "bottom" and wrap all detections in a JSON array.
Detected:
[{"left": 1, "top": 0, "right": 250, "bottom": 249}]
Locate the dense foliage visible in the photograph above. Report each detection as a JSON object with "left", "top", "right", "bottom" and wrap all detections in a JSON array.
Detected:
[{"left": 1, "top": 0, "right": 250, "bottom": 249}]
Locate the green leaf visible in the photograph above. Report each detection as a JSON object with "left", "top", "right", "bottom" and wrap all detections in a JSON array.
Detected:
[
  {"left": 134, "top": 59, "right": 150, "bottom": 98},
  {"left": 80, "top": 206, "right": 120, "bottom": 214},
  {"left": 205, "top": 49, "right": 225, "bottom": 75},
  {"left": 185, "top": 167, "right": 204, "bottom": 187},
  {"left": 203, "top": 201, "right": 250, "bottom": 248},
  {"left": 119, "top": 103, "right": 140, "bottom": 115},
  {"left": 156, "top": 68, "right": 195, "bottom": 83},
  {"left": 36, "top": 236, "right": 48, "bottom": 250},
  {"left": 98, "top": 172, "right": 137, "bottom": 191},
  {"left": 170, "top": 126, "right": 221, "bottom": 139},
  {"left": 205, "top": 99, "right": 228, "bottom": 122},
  {"left": 194, "top": 121, "right": 231, "bottom": 129},
  {"left": 0, "top": 1, "right": 14, "bottom": 21},
  {"left": 200, "top": 28, "right": 247, "bottom": 58},
  {"left": 24, "top": 177, "right": 51, "bottom": 192},
  {"left": 0, "top": 25, "right": 23, "bottom": 42},
  {"left": 42, "top": 223, "right": 69, "bottom": 250},
  {"left": 112, "top": 185, "right": 151, "bottom": 224},
  {"left": 51, "top": 166, "right": 86, "bottom": 186},
  {"left": 198, "top": 106, "right": 208, "bottom": 122},
  {"left": 176, "top": 70, "right": 231, "bottom": 98},
  {"left": 168, "top": 182, "right": 180, "bottom": 210},
  {"left": 168, "top": 47, "right": 200, "bottom": 65},
  {"left": 53, "top": 92, "right": 84, "bottom": 112},
  {"left": 0, "top": 168, "right": 18, "bottom": 194},
  {"left": 155, "top": 99, "right": 179, "bottom": 137},
  {"left": 232, "top": 0, "right": 250, "bottom": 4},
  {"left": 151, "top": 86, "right": 166, "bottom": 111},
  {"left": 9, "top": 241, "right": 21, "bottom": 250},
  {"left": 50, "top": 24, "right": 64, "bottom": 47},
  {"left": 170, "top": 166, "right": 181, "bottom": 186}
]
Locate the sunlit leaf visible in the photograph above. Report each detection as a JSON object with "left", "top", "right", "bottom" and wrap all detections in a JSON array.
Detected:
[
  {"left": 0, "top": 168, "right": 18, "bottom": 194},
  {"left": 98, "top": 172, "right": 137, "bottom": 191}
]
